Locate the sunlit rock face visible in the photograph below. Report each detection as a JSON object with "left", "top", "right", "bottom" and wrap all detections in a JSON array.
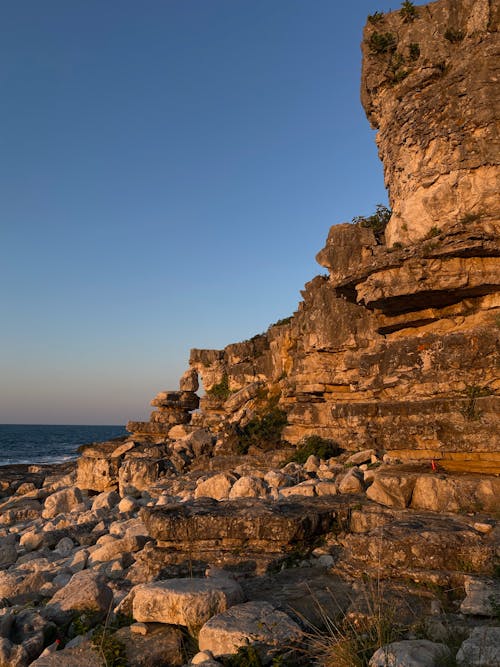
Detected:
[
  {"left": 125, "top": 0, "right": 500, "bottom": 473},
  {"left": 361, "top": 0, "right": 500, "bottom": 244}
]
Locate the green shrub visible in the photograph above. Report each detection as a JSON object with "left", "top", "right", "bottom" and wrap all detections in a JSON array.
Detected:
[
  {"left": 237, "top": 406, "right": 288, "bottom": 454},
  {"left": 459, "top": 212, "right": 481, "bottom": 224},
  {"left": 368, "top": 11, "right": 384, "bottom": 24},
  {"left": 272, "top": 316, "right": 293, "bottom": 327},
  {"left": 445, "top": 28, "right": 464, "bottom": 43},
  {"left": 400, "top": 1, "right": 418, "bottom": 22},
  {"left": 409, "top": 42, "right": 420, "bottom": 60},
  {"left": 352, "top": 204, "right": 391, "bottom": 243},
  {"left": 91, "top": 626, "right": 128, "bottom": 667},
  {"left": 287, "top": 435, "right": 343, "bottom": 465},
  {"left": 368, "top": 32, "right": 397, "bottom": 55},
  {"left": 221, "top": 646, "right": 263, "bottom": 667},
  {"left": 424, "top": 226, "right": 441, "bottom": 239},
  {"left": 207, "top": 374, "right": 231, "bottom": 400}
]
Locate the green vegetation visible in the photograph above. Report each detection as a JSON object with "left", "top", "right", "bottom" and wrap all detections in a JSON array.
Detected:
[
  {"left": 388, "top": 52, "right": 409, "bottom": 83},
  {"left": 92, "top": 625, "right": 128, "bottom": 667},
  {"left": 272, "top": 316, "right": 293, "bottom": 327},
  {"left": 236, "top": 395, "right": 288, "bottom": 454},
  {"left": 400, "top": 1, "right": 418, "bottom": 22},
  {"left": 409, "top": 42, "right": 421, "bottom": 60},
  {"left": 221, "top": 646, "right": 263, "bottom": 667},
  {"left": 207, "top": 374, "right": 231, "bottom": 401},
  {"left": 367, "top": 11, "right": 384, "bottom": 24},
  {"left": 445, "top": 28, "right": 465, "bottom": 43},
  {"left": 461, "top": 385, "right": 493, "bottom": 421},
  {"left": 352, "top": 204, "right": 391, "bottom": 243},
  {"left": 424, "top": 226, "right": 441, "bottom": 239},
  {"left": 286, "top": 435, "right": 343, "bottom": 465},
  {"left": 368, "top": 31, "right": 397, "bottom": 55},
  {"left": 309, "top": 590, "right": 404, "bottom": 667},
  {"left": 460, "top": 212, "right": 481, "bottom": 224}
]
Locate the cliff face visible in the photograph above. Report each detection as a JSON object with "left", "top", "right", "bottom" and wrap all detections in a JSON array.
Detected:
[
  {"left": 127, "top": 0, "right": 500, "bottom": 472},
  {"left": 361, "top": 0, "right": 500, "bottom": 245}
]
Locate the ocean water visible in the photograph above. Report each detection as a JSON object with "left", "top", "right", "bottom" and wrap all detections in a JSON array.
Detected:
[{"left": 0, "top": 424, "right": 127, "bottom": 467}]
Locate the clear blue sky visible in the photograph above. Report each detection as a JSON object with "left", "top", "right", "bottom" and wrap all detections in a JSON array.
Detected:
[{"left": 1, "top": 0, "right": 404, "bottom": 424}]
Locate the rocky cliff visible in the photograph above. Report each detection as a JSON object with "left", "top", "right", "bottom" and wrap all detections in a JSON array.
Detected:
[
  {"left": 2, "top": 3, "right": 500, "bottom": 666},
  {"left": 127, "top": 0, "right": 500, "bottom": 475}
]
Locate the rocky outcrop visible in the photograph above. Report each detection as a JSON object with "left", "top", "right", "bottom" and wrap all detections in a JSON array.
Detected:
[{"left": 361, "top": 0, "right": 500, "bottom": 245}]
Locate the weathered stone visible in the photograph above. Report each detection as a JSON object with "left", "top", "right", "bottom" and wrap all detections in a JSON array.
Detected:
[
  {"left": 345, "top": 449, "right": 376, "bottom": 466},
  {"left": 338, "top": 469, "right": 364, "bottom": 494},
  {"left": 361, "top": 0, "right": 500, "bottom": 244},
  {"left": 194, "top": 474, "right": 237, "bottom": 501},
  {"left": 180, "top": 368, "right": 200, "bottom": 392},
  {"left": 460, "top": 576, "right": 500, "bottom": 616},
  {"left": 131, "top": 577, "right": 245, "bottom": 632},
  {"left": 198, "top": 601, "right": 302, "bottom": 662},
  {"left": 43, "top": 570, "right": 113, "bottom": 624},
  {"left": 76, "top": 455, "right": 120, "bottom": 493},
  {"left": 369, "top": 640, "right": 451, "bottom": 667},
  {"left": 115, "top": 623, "right": 185, "bottom": 667},
  {"left": 91, "top": 490, "right": 119, "bottom": 511},
  {"left": 366, "top": 473, "right": 416, "bottom": 509},
  {"left": 456, "top": 626, "right": 500, "bottom": 667},
  {"left": 228, "top": 476, "right": 267, "bottom": 499},
  {"left": 42, "top": 487, "right": 83, "bottom": 519}
]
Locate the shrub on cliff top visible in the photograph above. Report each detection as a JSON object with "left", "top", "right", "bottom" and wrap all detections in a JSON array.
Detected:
[
  {"left": 400, "top": 1, "right": 418, "bottom": 23},
  {"left": 352, "top": 204, "right": 391, "bottom": 243}
]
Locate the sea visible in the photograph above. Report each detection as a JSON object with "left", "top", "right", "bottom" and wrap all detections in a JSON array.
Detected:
[{"left": 0, "top": 424, "right": 127, "bottom": 467}]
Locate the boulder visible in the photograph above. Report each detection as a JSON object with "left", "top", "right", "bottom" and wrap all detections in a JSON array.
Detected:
[
  {"left": 369, "top": 640, "right": 451, "bottom": 666},
  {"left": 43, "top": 570, "right": 113, "bottom": 624},
  {"left": 180, "top": 368, "right": 199, "bottom": 392},
  {"left": 279, "top": 481, "right": 316, "bottom": 498},
  {"left": 115, "top": 623, "right": 185, "bottom": 667},
  {"left": 194, "top": 474, "right": 237, "bottom": 501},
  {"left": 263, "top": 471, "right": 292, "bottom": 489},
  {"left": 54, "top": 536, "right": 74, "bottom": 557},
  {"left": 456, "top": 626, "right": 500, "bottom": 667},
  {"left": 366, "top": 473, "right": 416, "bottom": 509},
  {"left": 228, "top": 476, "right": 267, "bottom": 499},
  {"left": 345, "top": 449, "right": 376, "bottom": 466},
  {"left": 91, "top": 491, "right": 120, "bottom": 512},
  {"left": 42, "top": 488, "right": 83, "bottom": 520},
  {"left": 338, "top": 469, "right": 364, "bottom": 494},
  {"left": 460, "top": 576, "right": 500, "bottom": 616},
  {"left": 131, "top": 577, "right": 245, "bottom": 633},
  {"left": 198, "top": 601, "right": 302, "bottom": 663}
]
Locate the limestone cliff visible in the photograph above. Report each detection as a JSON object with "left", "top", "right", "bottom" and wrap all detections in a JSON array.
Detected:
[
  {"left": 127, "top": 0, "right": 500, "bottom": 473},
  {"left": 361, "top": 0, "right": 500, "bottom": 244}
]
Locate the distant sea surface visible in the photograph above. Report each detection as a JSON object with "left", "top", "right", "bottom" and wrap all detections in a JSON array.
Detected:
[{"left": 0, "top": 424, "right": 127, "bottom": 467}]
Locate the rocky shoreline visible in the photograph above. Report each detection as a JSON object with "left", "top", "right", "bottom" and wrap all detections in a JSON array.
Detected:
[{"left": 0, "top": 439, "right": 499, "bottom": 666}]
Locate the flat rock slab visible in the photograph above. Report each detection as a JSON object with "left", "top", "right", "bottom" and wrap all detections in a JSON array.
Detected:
[
  {"left": 131, "top": 577, "right": 245, "bottom": 632},
  {"left": 341, "top": 513, "right": 496, "bottom": 577},
  {"left": 141, "top": 496, "right": 339, "bottom": 547},
  {"left": 198, "top": 601, "right": 303, "bottom": 662}
]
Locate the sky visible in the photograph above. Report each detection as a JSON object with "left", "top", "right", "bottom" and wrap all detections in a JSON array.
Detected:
[{"left": 0, "top": 0, "right": 408, "bottom": 425}]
